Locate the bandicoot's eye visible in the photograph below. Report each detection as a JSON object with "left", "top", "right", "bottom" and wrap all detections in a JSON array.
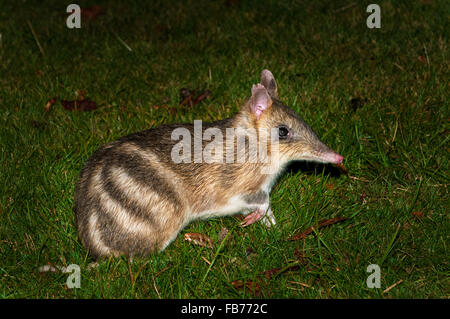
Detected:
[{"left": 278, "top": 125, "right": 290, "bottom": 139}]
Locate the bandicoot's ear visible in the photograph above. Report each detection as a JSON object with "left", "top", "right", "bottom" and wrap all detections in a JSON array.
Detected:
[
  {"left": 249, "top": 84, "right": 272, "bottom": 120},
  {"left": 260, "top": 69, "right": 278, "bottom": 99}
]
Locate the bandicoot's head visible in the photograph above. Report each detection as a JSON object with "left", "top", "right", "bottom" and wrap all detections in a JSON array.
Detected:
[{"left": 242, "top": 69, "right": 343, "bottom": 166}]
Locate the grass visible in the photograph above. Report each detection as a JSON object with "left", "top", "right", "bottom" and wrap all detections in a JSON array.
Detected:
[{"left": 0, "top": 0, "right": 448, "bottom": 298}]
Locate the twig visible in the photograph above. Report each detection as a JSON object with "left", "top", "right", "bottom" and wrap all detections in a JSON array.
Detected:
[
  {"left": 202, "top": 256, "right": 212, "bottom": 265},
  {"left": 334, "top": 2, "right": 357, "bottom": 13},
  {"left": 111, "top": 31, "right": 133, "bottom": 52},
  {"left": 288, "top": 280, "right": 312, "bottom": 288},
  {"left": 288, "top": 217, "right": 347, "bottom": 241},
  {"left": 393, "top": 62, "right": 405, "bottom": 72},
  {"left": 391, "top": 118, "right": 399, "bottom": 144},
  {"left": 152, "top": 276, "right": 162, "bottom": 299},
  {"left": 27, "top": 20, "right": 45, "bottom": 57},
  {"left": 423, "top": 44, "right": 430, "bottom": 67},
  {"left": 349, "top": 175, "right": 370, "bottom": 182},
  {"left": 383, "top": 279, "right": 403, "bottom": 294}
]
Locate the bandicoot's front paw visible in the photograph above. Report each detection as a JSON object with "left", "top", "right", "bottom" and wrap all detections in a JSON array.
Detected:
[
  {"left": 240, "top": 210, "right": 265, "bottom": 227},
  {"left": 240, "top": 208, "right": 276, "bottom": 228}
]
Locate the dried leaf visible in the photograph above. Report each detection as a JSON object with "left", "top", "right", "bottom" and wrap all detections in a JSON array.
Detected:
[
  {"left": 417, "top": 55, "right": 427, "bottom": 64},
  {"left": 44, "top": 96, "right": 57, "bottom": 112},
  {"left": 192, "top": 90, "right": 211, "bottom": 105},
  {"left": 263, "top": 264, "right": 300, "bottom": 280},
  {"left": 184, "top": 232, "right": 213, "bottom": 248},
  {"left": 359, "top": 191, "right": 366, "bottom": 202},
  {"left": 231, "top": 279, "right": 261, "bottom": 296},
  {"left": 288, "top": 217, "right": 347, "bottom": 241},
  {"left": 325, "top": 182, "right": 335, "bottom": 190},
  {"left": 61, "top": 98, "right": 98, "bottom": 111},
  {"left": 81, "top": 5, "right": 105, "bottom": 20},
  {"left": 180, "top": 88, "right": 193, "bottom": 105},
  {"left": 262, "top": 268, "right": 281, "bottom": 280},
  {"left": 179, "top": 88, "right": 211, "bottom": 107},
  {"left": 412, "top": 211, "right": 425, "bottom": 218},
  {"left": 293, "top": 247, "right": 309, "bottom": 266},
  {"left": 231, "top": 279, "right": 244, "bottom": 289},
  {"left": 244, "top": 280, "right": 261, "bottom": 296},
  {"left": 75, "top": 89, "right": 86, "bottom": 100}
]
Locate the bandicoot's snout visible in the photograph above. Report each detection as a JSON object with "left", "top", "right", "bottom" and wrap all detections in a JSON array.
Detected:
[{"left": 322, "top": 152, "right": 344, "bottom": 165}]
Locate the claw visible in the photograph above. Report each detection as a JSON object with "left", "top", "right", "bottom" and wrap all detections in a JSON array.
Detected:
[
  {"left": 261, "top": 209, "right": 276, "bottom": 227},
  {"left": 240, "top": 210, "right": 264, "bottom": 227}
]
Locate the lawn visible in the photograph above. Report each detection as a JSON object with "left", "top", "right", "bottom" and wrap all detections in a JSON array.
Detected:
[{"left": 0, "top": 0, "right": 448, "bottom": 298}]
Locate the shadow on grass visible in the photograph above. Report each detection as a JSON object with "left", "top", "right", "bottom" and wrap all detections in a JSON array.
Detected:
[{"left": 285, "top": 161, "right": 343, "bottom": 178}]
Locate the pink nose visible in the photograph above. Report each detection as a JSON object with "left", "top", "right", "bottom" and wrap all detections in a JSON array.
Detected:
[
  {"left": 322, "top": 152, "right": 344, "bottom": 164},
  {"left": 333, "top": 153, "right": 344, "bottom": 164}
]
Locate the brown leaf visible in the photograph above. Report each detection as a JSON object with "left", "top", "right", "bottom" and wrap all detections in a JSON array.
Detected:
[
  {"left": 244, "top": 280, "right": 261, "bottom": 296},
  {"left": 412, "top": 211, "right": 425, "bottom": 218},
  {"left": 288, "top": 217, "right": 348, "bottom": 241},
  {"left": 262, "top": 268, "right": 281, "bottom": 280},
  {"left": 359, "top": 190, "right": 366, "bottom": 202},
  {"left": 231, "top": 279, "right": 261, "bottom": 296},
  {"left": 179, "top": 88, "right": 211, "bottom": 107},
  {"left": 44, "top": 96, "right": 57, "bottom": 112},
  {"left": 61, "top": 98, "right": 98, "bottom": 111},
  {"left": 192, "top": 90, "right": 211, "bottom": 105},
  {"left": 81, "top": 5, "right": 105, "bottom": 20},
  {"left": 324, "top": 182, "right": 335, "bottom": 190},
  {"left": 231, "top": 279, "right": 244, "bottom": 289},
  {"left": 293, "top": 247, "right": 309, "bottom": 266},
  {"left": 417, "top": 55, "right": 427, "bottom": 64},
  {"left": 75, "top": 89, "right": 86, "bottom": 101},
  {"left": 263, "top": 264, "right": 300, "bottom": 280},
  {"left": 180, "top": 88, "right": 194, "bottom": 105},
  {"left": 184, "top": 232, "right": 213, "bottom": 248}
]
